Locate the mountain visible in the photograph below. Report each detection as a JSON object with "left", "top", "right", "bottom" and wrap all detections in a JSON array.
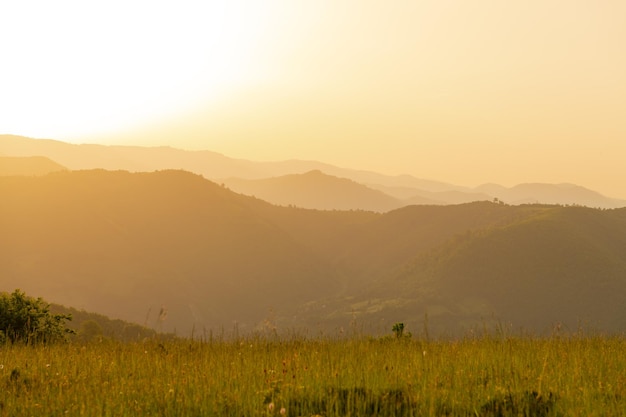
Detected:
[
  {"left": 3, "top": 169, "right": 626, "bottom": 336},
  {"left": 0, "top": 134, "right": 258, "bottom": 177},
  {"left": 3, "top": 135, "right": 623, "bottom": 209},
  {"left": 0, "top": 169, "right": 356, "bottom": 335},
  {"left": 311, "top": 205, "right": 626, "bottom": 335},
  {"left": 475, "top": 183, "right": 626, "bottom": 209},
  {"left": 222, "top": 170, "right": 402, "bottom": 212},
  {"left": 0, "top": 156, "right": 67, "bottom": 176},
  {"left": 0, "top": 134, "right": 459, "bottom": 193}
]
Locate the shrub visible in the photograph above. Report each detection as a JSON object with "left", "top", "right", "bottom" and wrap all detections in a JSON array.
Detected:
[
  {"left": 0, "top": 289, "right": 73, "bottom": 344},
  {"left": 392, "top": 322, "right": 404, "bottom": 338}
]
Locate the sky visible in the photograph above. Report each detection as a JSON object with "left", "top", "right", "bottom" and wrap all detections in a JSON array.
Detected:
[{"left": 1, "top": 0, "right": 625, "bottom": 198}]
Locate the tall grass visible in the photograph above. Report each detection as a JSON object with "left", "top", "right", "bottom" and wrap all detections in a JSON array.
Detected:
[{"left": 1, "top": 334, "right": 625, "bottom": 416}]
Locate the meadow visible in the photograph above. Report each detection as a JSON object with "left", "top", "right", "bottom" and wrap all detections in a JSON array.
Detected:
[{"left": 2, "top": 333, "right": 625, "bottom": 416}]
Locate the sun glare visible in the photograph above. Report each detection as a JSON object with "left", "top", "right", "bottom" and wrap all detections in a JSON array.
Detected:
[{"left": 0, "top": 1, "right": 272, "bottom": 141}]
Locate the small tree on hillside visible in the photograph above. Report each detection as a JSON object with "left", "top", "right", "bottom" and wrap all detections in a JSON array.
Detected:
[{"left": 0, "top": 289, "right": 73, "bottom": 344}]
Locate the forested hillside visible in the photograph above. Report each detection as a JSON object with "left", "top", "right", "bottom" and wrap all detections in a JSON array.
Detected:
[
  {"left": 2, "top": 169, "right": 625, "bottom": 336},
  {"left": 329, "top": 206, "right": 626, "bottom": 335}
]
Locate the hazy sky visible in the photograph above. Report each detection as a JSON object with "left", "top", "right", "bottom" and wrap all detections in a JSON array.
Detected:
[{"left": 2, "top": 1, "right": 625, "bottom": 197}]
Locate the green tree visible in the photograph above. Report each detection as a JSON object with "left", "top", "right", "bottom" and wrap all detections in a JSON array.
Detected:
[
  {"left": 0, "top": 289, "right": 73, "bottom": 344},
  {"left": 392, "top": 322, "right": 405, "bottom": 339}
]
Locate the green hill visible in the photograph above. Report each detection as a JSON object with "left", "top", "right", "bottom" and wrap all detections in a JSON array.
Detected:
[{"left": 328, "top": 205, "right": 626, "bottom": 335}]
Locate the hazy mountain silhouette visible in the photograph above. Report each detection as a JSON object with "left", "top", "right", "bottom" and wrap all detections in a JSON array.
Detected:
[
  {"left": 475, "top": 183, "right": 626, "bottom": 208},
  {"left": 3, "top": 169, "right": 626, "bottom": 336},
  {"left": 2, "top": 135, "right": 623, "bottom": 209},
  {"left": 222, "top": 170, "right": 402, "bottom": 212},
  {"left": 0, "top": 156, "right": 67, "bottom": 176},
  {"left": 0, "top": 134, "right": 457, "bottom": 193},
  {"left": 0, "top": 134, "right": 258, "bottom": 177}
]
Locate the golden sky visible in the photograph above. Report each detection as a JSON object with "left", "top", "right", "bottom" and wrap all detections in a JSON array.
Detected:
[{"left": 2, "top": 1, "right": 625, "bottom": 198}]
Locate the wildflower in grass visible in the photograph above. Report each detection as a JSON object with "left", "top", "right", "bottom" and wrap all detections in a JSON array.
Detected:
[
  {"left": 280, "top": 407, "right": 286, "bottom": 415},
  {"left": 268, "top": 402, "right": 275, "bottom": 412}
]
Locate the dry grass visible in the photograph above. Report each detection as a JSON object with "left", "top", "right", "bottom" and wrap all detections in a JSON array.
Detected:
[{"left": 1, "top": 334, "right": 625, "bottom": 416}]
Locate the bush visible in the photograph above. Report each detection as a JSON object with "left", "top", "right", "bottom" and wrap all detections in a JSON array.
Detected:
[{"left": 0, "top": 289, "right": 73, "bottom": 344}]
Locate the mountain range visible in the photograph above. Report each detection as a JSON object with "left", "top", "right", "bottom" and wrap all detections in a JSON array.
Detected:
[
  {"left": 2, "top": 168, "right": 626, "bottom": 336},
  {"left": 2, "top": 135, "right": 624, "bottom": 209}
]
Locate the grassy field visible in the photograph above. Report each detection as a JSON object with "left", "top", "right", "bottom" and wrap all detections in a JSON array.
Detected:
[{"left": 1, "top": 334, "right": 625, "bottom": 416}]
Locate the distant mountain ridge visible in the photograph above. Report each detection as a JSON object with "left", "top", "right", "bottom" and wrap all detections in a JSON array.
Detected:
[
  {"left": 223, "top": 171, "right": 625, "bottom": 211},
  {"left": 2, "top": 169, "right": 626, "bottom": 336},
  {"left": 0, "top": 156, "right": 67, "bottom": 176},
  {"left": 222, "top": 170, "right": 402, "bottom": 212},
  {"left": 475, "top": 182, "right": 624, "bottom": 207},
  {"left": 3, "top": 134, "right": 623, "bottom": 209},
  {"left": 0, "top": 134, "right": 455, "bottom": 192}
]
